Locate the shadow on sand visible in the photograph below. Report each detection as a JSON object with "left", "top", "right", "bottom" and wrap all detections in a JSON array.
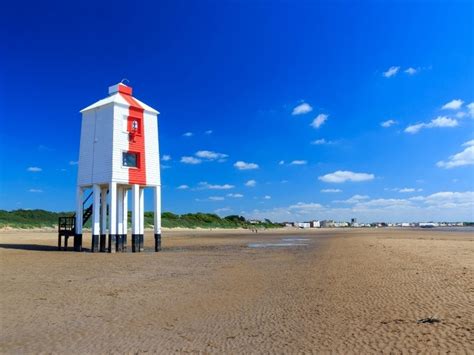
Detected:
[{"left": 0, "top": 244, "right": 87, "bottom": 252}]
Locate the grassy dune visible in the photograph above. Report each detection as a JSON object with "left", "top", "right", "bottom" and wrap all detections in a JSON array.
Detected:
[{"left": 0, "top": 209, "right": 281, "bottom": 230}]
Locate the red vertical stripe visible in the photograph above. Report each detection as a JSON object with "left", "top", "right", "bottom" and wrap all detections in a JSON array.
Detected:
[{"left": 120, "top": 92, "right": 146, "bottom": 185}]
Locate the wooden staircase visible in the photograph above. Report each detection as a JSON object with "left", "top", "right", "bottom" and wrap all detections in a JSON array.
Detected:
[{"left": 57, "top": 191, "right": 93, "bottom": 251}]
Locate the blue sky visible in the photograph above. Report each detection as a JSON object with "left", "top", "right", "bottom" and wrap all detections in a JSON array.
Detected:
[{"left": 0, "top": 0, "right": 473, "bottom": 222}]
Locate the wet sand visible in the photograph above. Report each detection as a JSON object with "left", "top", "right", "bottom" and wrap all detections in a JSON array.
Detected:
[{"left": 0, "top": 228, "right": 473, "bottom": 353}]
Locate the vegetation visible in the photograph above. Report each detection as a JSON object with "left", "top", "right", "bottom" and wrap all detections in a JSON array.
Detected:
[{"left": 0, "top": 209, "right": 282, "bottom": 229}]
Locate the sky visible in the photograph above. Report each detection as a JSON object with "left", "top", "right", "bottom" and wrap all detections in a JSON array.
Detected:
[{"left": 0, "top": 0, "right": 473, "bottom": 223}]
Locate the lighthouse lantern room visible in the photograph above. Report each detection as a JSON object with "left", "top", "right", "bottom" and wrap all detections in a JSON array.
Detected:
[{"left": 68, "top": 83, "right": 162, "bottom": 253}]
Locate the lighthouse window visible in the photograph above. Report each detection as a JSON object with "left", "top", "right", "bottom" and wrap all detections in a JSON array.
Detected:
[{"left": 122, "top": 152, "right": 139, "bottom": 168}]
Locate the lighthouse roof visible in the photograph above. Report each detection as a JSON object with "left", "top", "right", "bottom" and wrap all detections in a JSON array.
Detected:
[{"left": 80, "top": 83, "right": 159, "bottom": 114}]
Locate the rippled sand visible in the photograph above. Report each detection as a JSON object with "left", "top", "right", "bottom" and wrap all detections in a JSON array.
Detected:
[{"left": 0, "top": 228, "right": 473, "bottom": 353}]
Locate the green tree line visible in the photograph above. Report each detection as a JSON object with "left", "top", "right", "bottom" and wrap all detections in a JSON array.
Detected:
[{"left": 0, "top": 209, "right": 282, "bottom": 229}]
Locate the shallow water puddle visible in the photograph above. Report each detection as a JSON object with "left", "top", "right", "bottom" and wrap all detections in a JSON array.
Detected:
[{"left": 248, "top": 237, "right": 309, "bottom": 248}]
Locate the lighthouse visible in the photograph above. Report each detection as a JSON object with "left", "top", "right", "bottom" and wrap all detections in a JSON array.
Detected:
[{"left": 72, "top": 82, "right": 161, "bottom": 253}]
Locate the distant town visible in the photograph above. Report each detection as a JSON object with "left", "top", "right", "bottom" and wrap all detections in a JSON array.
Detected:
[{"left": 249, "top": 218, "right": 472, "bottom": 229}]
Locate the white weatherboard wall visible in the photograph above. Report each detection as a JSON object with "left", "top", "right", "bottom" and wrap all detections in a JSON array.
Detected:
[
  {"left": 144, "top": 110, "right": 161, "bottom": 186},
  {"left": 78, "top": 104, "right": 115, "bottom": 186}
]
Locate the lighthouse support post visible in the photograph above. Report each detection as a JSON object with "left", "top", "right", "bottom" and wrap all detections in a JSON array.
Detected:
[
  {"left": 154, "top": 185, "right": 161, "bottom": 252},
  {"left": 91, "top": 184, "right": 101, "bottom": 252},
  {"left": 108, "top": 182, "right": 117, "bottom": 253},
  {"left": 74, "top": 187, "right": 83, "bottom": 251},
  {"left": 131, "top": 184, "right": 140, "bottom": 252},
  {"left": 139, "top": 187, "right": 145, "bottom": 251},
  {"left": 123, "top": 188, "right": 128, "bottom": 251},
  {"left": 116, "top": 187, "right": 124, "bottom": 252},
  {"left": 100, "top": 187, "right": 107, "bottom": 252}
]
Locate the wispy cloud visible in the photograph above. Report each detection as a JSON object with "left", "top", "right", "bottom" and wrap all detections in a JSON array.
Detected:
[
  {"left": 28, "top": 188, "right": 43, "bottom": 193},
  {"left": 321, "top": 188, "right": 342, "bottom": 193},
  {"left": 177, "top": 184, "right": 189, "bottom": 190},
  {"left": 404, "top": 67, "right": 418, "bottom": 75},
  {"left": 292, "top": 102, "right": 313, "bottom": 115},
  {"left": 215, "top": 207, "right": 231, "bottom": 213},
  {"left": 311, "top": 138, "right": 337, "bottom": 145},
  {"left": 234, "top": 161, "right": 259, "bottom": 170},
  {"left": 27, "top": 167, "right": 42, "bottom": 172},
  {"left": 195, "top": 150, "right": 228, "bottom": 161},
  {"left": 278, "top": 160, "right": 285, "bottom": 165},
  {"left": 183, "top": 132, "right": 193, "bottom": 137},
  {"left": 442, "top": 99, "right": 463, "bottom": 110},
  {"left": 289, "top": 160, "right": 307, "bottom": 165},
  {"left": 436, "top": 140, "right": 474, "bottom": 169},
  {"left": 405, "top": 116, "right": 458, "bottom": 134},
  {"left": 467, "top": 102, "right": 474, "bottom": 118},
  {"left": 180, "top": 156, "right": 202, "bottom": 164},
  {"left": 383, "top": 66, "right": 400, "bottom": 78},
  {"left": 205, "top": 130, "right": 213, "bottom": 135},
  {"left": 209, "top": 196, "right": 225, "bottom": 201},
  {"left": 310, "top": 114, "right": 328, "bottom": 129},
  {"left": 245, "top": 179, "right": 257, "bottom": 187},
  {"left": 198, "top": 182, "right": 235, "bottom": 190},
  {"left": 381, "top": 119, "right": 397, "bottom": 128},
  {"left": 263, "top": 195, "right": 271, "bottom": 200},
  {"left": 319, "top": 170, "right": 375, "bottom": 183},
  {"left": 162, "top": 155, "right": 171, "bottom": 161},
  {"left": 334, "top": 194, "right": 370, "bottom": 204},
  {"left": 227, "top": 193, "right": 243, "bottom": 198}
]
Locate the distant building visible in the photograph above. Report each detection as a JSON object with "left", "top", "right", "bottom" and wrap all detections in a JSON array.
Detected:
[
  {"left": 310, "top": 220, "right": 321, "bottom": 228},
  {"left": 320, "top": 220, "right": 335, "bottom": 228},
  {"left": 297, "top": 222, "right": 311, "bottom": 229}
]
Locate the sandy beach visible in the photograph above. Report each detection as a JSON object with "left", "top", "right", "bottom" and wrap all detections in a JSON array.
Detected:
[{"left": 0, "top": 228, "right": 473, "bottom": 353}]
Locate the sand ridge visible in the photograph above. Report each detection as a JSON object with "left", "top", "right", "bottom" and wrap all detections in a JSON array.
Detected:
[{"left": 0, "top": 228, "right": 473, "bottom": 353}]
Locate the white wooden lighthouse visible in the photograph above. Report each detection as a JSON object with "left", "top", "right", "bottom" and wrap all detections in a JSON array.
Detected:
[{"left": 73, "top": 82, "right": 162, "bottom": 253}]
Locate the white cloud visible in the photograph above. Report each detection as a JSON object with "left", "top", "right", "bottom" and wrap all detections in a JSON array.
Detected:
[
  {"left": 177, "top": 184, "right": 189, "bottom": 190},
  {"left": 381, "top": 119, "right": 397, "bottom": 128},
  {"left": 436, "top": 141, "right": 474, "bottom": 169},
  {"left": 195, "top": 150, "right": 228, "bottom": 161},
  {"left": 292, "top": 102, "right": 313, "bottom": 115},
  {"left": 263, "top": 195, "right": 271, "bottom": 200},
  {"left": 321, "top": 188, "right": 342, "bottom": 193},
  {"left": 215, "top": 207, "right": 231, "bottom": 214},
  {"left": 28, "top": 188, "right": 43, "bottom": 193},
  {"left": 404, "top": 67, "right": 418, "bottom": 75},
  {"left": 456, "top": 112, "right": 466, "bottom": 118},
  {"left": 383, "top": 66, "right": 400, "bottom": 78},
  {"left": 290, "top": 160, "right": 307, "bottom": 165},
  {"left": 279, "top": 160, "right": 285, "bottom": 165},
  {"left": 405, "top": 116, "right": 458, "bottom": 134},
  {"left": 234, "top": 161, "right": 259, "bottom": 170},
  {"left": 319, "top": 170, "right": 375, "bottom": 183},
  {"left": 198, "top": 182, "right": 235, "bottom": 190},
  {"left": 205, "top": 130, "right": 213, "bottom": 135},
  {"left": 467, "top": 102, "right": 474, "bottom": 118},
  {"left": 442, "top": 99, "right": 463, "bottom": 110},
  {"left": 311, "top": 138, "right": 337, "bottom": 145},
  {"left": 209, "top": 196, "right": 225, "bottom": 201},
  {"left": 180, "top": 156, "right": 202, "bottom": 164},
  {"left": 312, "top": 139, "right": 326, "bottom": 145},
  {"left": 289, "top": 202, "right": 324, "bottom": 213},
  {"left": 310, "top": 114, "right": 328, "bottom": 129},
  {"left": 162, "top": 155, "right": 171, "bottom": 161},
  {"left": 227, "top": 193, "right": 243, "bottom": 198},
  {"left": 334, "top": 195, "right": 370, "bottom": 204},
  {"left": 398, "top": 188, "right": 416, "bottom": 193},
  {"left": 244, "top": 191, "right": 474, "bottom": 222},
  {"left": 27, "top": 167, "right": 42, "bottom": 172},
  {"left": 245, "top": 179, "right": 257, "bottom": 187},
  {"left": 183, "top": 132, "right": 193, "bottom": 137}
]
